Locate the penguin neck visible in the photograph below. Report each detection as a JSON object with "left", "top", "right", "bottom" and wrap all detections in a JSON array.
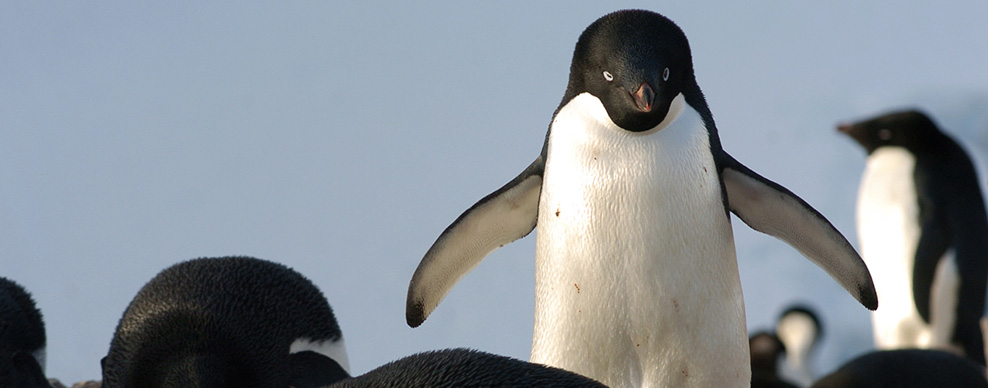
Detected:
[{"left": 532, "top": 92, "right": 749, "bottom": 387}]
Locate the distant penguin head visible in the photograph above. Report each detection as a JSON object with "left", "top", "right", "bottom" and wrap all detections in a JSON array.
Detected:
[
  {"left": 749, "top": 331, "right": 787, "bottom": 374},
  {"left": 837, "top": 109, "right": 941, "bottom": 154},
  {"left": 563, "top": 10, "right": 695, "bottom": 132}
]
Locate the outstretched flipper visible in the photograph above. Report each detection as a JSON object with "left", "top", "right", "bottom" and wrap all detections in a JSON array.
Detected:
[
  {"left": 720, "top": 153, "right": 878, "bottom": 310},
  {"left": 406, "top": 157, "right": 544, "bottom": 327}
]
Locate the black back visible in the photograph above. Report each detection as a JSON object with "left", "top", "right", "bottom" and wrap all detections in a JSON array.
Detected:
[
  {"left": 101, "top": 256, "right": 346, "bottom": 388},
  {"left": 327, "top": 348, "right": 606, "bottom": 388},
  {"left": 840, "top": 109, "right": 988, "bottom": 364},
  {"left": 0, "top": 277, "right": 48, "bottom": 388},
  {"left": 811, "top": 349, "right": 988, "bottom": 388}
]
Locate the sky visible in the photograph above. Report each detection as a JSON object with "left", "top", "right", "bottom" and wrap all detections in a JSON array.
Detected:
[{"left": 3, "top": 2, "right": 988, "bottom": 383}]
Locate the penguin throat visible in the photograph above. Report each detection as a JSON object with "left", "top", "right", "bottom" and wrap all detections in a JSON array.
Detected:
[{"left": 572, "top": 92, "right": 686, "bottom": 134}]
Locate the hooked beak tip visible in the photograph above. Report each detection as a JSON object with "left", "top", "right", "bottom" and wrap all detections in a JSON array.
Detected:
[{"left": 634, "top": 82, "right": 654, "bottom": 113}]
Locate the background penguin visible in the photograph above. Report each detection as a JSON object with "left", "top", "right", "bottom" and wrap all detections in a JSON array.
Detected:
[
  {"left": 809, "top": 349, "right": 988, "bottom": 388},
  {"left": 776, "top": 305, "right": 823, "bottom": 386},
  {"left": 100, "top": 256, "right": 349, "bottom": 388},
  {"left": 839, "top": 109, "right": 988, "bottom": 365},
  {"left": 0, "top": 276, "right": 49, "bottom": 388},
  {"left": 327, "top": 348, "right": 606, "bottom": 388},
  {"left": 749, "top": 331, "right": 799, "bottom": 388},
  {"left": 407, "top": 9, "right": 876, "bottom": 388}
]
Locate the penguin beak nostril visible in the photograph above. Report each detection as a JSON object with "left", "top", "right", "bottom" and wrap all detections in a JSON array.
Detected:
[{"left": 633, "top": 82, "right": 654, "bottom": 113}]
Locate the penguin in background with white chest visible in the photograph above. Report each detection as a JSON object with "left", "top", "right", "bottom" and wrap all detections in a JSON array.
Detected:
[
  {"left": 407, "top": 10, "right": 878, "bottom": 388},
  {"left": 839, "top": 109, "right": 988, "bottom": 365}
]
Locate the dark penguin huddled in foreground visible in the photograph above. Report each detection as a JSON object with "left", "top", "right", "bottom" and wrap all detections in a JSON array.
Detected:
[
  {"left": 407, "top": 9, "right": 877, "bottom": 388},
  {"left": 839, "top": 109, "right": 988, "bottom": 365},
  {"left": 101, "top": 256, "right": 350, "bottom": 388},
  {"left": 0, "top": 277, "right": 49, "bottom": 388},
  {"left": 327, "top": 349, "right": 606, "bottom": 388},
  {"left": 810, "top": 349, "right": 988, "bottom": 388},
  {"left": 101, "top": 256, "right": 605, "bottom": 388}
]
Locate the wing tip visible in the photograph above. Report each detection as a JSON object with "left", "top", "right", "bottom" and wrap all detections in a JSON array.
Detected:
[
  {"left": 859, "top": 285, "right": 879, "bottom": 311},
  {"left": 406, "top": 301, "right": 426, "bottom": 328}
]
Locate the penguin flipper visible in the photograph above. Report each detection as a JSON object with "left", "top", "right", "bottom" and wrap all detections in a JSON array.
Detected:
[
  {"left": 406, "top": 157, "right": 544, "bottom": 327},
  {"left": 720, "top": 153, "right": 878, "bottom": 310},
  {"left": 288, "top": 351, "right": 351, "bottom": 388}
]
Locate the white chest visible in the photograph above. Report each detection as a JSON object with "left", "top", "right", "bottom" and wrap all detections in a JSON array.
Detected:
[
  {"left": 856, "top": 147, "right": 927, "bottom": 347},
  {"left": 531, "top": 93, "right": 748, "bottom": 388}
]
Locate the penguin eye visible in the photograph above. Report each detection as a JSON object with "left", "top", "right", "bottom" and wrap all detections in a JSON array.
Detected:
[
  {"left": 662, "top": 67, "right": 670, "bottom": 81},
  {"left": 878, "top": 129, "right": 892, "bottom": 141},
  {"left": 602, "top": 71, "right": 614, "bottom": 82}
]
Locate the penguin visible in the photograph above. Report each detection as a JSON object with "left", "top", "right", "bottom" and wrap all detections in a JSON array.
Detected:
[
  {"left": 327, "top": 348, "right": 607, "bottom": 388},
  {"left": 776, "top": 305, "right": 823, "bottom": 386},
  {"left": 407, "top": 9, "right": 877, "bottom": 388},
  {"left": 100, "top": 256, "right": 350, "bottom": 388},
  {"left": 838, "top": 109, "right": 988, "bottom": 365},
  {"left": 749, "top": 331, "right": 799, "bottom": 388},
  {"left": 0, "top": 277, "right": 49, "bottom": 388},
  {"left": 809, "top": 349, "right": 988, "bottom": 388}
]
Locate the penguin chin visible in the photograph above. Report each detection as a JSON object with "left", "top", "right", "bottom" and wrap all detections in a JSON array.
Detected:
[
  {"left": 646, "top": 93, "right": 685, "bottom": 133},
  {"left": 571, "top": 92, "right": 685, "bottom": 135},
  {"left": 614, "top": 93, "right": 685, "bottom": 134}
]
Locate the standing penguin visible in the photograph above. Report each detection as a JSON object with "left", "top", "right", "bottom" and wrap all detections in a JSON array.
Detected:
[
  {"left": 407, "top": 9, "right": 877, "bottom": 388},
  {"left": 839, "top": 109, "right": 988, "bottom": 365},
  {"left": 101, "top": 256, "right": 350, "bottom": 388},
  {"left": 776, "top": 305, "right": 823, "bottom": 386},
  {"left": 0, "top": 277, "right": 49, "bottom": 388}
]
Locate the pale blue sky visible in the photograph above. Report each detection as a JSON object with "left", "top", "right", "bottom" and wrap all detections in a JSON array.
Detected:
[{"left": 3, "top": 2, "right": 987, "bottom": 383}]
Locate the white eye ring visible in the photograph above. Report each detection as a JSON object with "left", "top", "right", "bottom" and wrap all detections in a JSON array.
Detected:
[
  {"left": 662, "top": 67, "right": 670, "bottom": 81},
  {"left": 602, "top": 71, "right": 614, "bottom": 82}
]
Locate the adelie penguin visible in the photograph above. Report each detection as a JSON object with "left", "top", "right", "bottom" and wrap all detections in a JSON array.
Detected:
[
  {"left": 100, "top": 256, "right": 350, "bottom": 388},
  {"left": 0, "top": 277, "right": 50, "bottom": 388},
  {"left": 407, "top": 9, "right": 877, "bottom": 388},
  {"left": 839, "top": 109, "right": 988, "bottom": 365}
]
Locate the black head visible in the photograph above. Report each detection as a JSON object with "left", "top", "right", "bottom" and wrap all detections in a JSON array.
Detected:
[
  {"left": 837, "top": 109, "right": 943, "bottom": 154},
  {"left": 0, "top": 351, "right": 49, "bottom": 388},
  {"left": 561, "top": 10, "right": 696, "bottom": 132},
  {"left": 0, "top": 277, "right": 46, "bottom": 355},
  {"left": 749, "top": 331, "right": 786, "bottom": 374}
]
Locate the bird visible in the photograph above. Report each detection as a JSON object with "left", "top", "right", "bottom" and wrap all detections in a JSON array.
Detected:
[
  {"left": 776, "top": 305, "right": 823, "bottom": 386},
  {"left": 810, "top": 349, "right": 988, "bottom": 388},
  {"left": 749, "top": 331, "right": 799, "bottom": 388},
  {"left": 100, "top": 256, "right": 349, "bottom": 388},
  {"left": 407, "top": 9, "right": 877, "bottom": 387},
  {"left": 839, "top": 109, "right": 988, "bottom": 364},
  {"left": 0, "top": 276, "right": 49, "bottom": 388},
  {"left": 327, "top": 348, "right": 606, "bottom": 388}
]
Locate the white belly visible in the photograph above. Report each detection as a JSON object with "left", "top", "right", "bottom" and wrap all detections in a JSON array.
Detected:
[
  {"left": 857, "top": 147, "right": 930, "bottom": 348},
  {"left": 531, "top": 93, "right": 748, "bottom": 388}
]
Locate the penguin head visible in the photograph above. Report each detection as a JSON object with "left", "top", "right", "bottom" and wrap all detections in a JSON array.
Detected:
[
  {"left": 837, "top": 109, "right": 941, "bottom": 154},
  {"left": 562, "top": 10, "right": 695, "bottom": 132},
  {"left": 749, "top": 331, "right": 786, "bottom": 374}
]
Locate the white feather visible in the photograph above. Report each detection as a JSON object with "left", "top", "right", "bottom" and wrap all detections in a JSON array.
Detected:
[
  {"left": 290, "top": 336, "right": 350, "bottom": 374},
  {"left": 857, "top": 147, "right": 929, "bottom": 348},
  {"left": 531, "top": 93, "right": 748, "bottom": 388}
]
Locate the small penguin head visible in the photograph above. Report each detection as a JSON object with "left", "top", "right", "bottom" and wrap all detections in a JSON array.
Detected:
[
  {"left": 564, "top": 10, "right": 694, "bottom": 132},
  {"left": 838, "top": 109, "right": 941, "bottom": 154}
]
